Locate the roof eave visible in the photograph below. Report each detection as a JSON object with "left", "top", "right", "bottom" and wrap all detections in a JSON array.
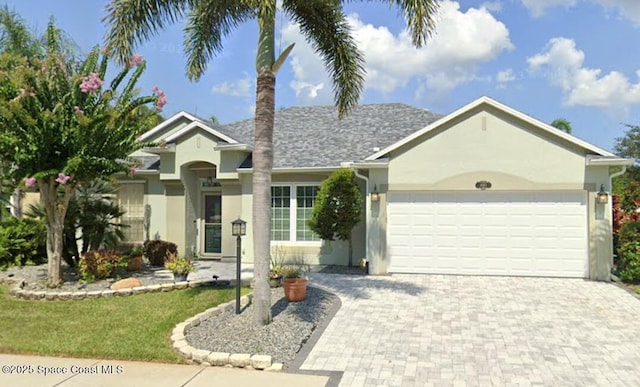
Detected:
[
  {"left": 237, "top": 166, "right": 342, "bottom": 174},
  {"left": 586, "top": 157, "right": 636, "bottom": 166},
  {"left": 214, "top": 144, "right": 253, "bottom": 152}
]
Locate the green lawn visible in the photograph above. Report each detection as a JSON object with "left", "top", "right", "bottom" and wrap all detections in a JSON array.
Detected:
[{"left": 0, "top": 284, "right": 249, "bottom": 363}]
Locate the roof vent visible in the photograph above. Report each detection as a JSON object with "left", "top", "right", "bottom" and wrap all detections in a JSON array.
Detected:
[{"left": 372, "top": 147, "right": 380, "bottom": 152}]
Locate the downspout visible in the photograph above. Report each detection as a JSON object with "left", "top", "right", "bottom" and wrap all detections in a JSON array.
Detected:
[{"left": 351, "top": 165, "right": 370, "bottom": 271}]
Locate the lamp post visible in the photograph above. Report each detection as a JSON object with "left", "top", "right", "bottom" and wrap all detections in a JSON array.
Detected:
[{"left": 231, "top": 217, "right": 246, "bottom": 314}]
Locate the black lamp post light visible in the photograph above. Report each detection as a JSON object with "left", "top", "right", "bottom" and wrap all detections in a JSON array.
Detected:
[{"left": 231, "top": 217, "right": 246, "bottom": 314}]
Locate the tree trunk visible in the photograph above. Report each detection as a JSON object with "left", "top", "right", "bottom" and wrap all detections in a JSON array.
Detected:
[
  {"left": 252, "top": 70, "right": 276, "bottom": 326},
  {"left": 40, "top": 179, "right": 74, "bottom": 287},
  {"left": 252, "top": 2, "right": 277, "bottom": 327}
]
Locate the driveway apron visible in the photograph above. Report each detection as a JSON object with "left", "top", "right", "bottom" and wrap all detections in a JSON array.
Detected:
[{"left": 301, "top": 274, "right": 640, "bottom": 387}]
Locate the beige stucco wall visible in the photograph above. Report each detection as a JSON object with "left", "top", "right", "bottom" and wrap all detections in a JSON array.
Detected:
[
  {"left": 165, "top": 182, "right": 186, "bottom": 255},
  {"left": 388, "top": 107, "right": 588, "bottom": 191},
  {"left": 144, "top": 175, "right": 167, "bottom": 241},
  {"left": 220, "top": 183, "right": 242, "bottom": 258}
]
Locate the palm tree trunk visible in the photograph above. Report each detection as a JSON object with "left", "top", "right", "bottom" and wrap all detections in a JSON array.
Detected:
[
  {"left": 252, "top": 2, "right": 277, "bottom": 327},
  {"left": 252, "top": 70, "right": 275, "bottom": 326}
]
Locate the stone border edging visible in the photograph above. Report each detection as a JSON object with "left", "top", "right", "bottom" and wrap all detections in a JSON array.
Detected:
[
  {"left": 0, "top": 276, "right": 251, "bottom": 301},
  {"left": 170, "top": 293, "right": 284, "bottom": 372}
]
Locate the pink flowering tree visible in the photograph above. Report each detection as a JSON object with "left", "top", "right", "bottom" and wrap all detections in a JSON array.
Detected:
[{"left": 0, "top": 24, "right": 164, "bottom": 286}]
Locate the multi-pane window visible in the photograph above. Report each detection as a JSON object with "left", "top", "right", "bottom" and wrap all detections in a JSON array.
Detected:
[
  {"left": 271, "top": 186, "right": 291, "bottom": 241},
  {"left": 296, "top": 186, "right": 320, "bottom": 241},
  {"left": 271, "top": 184, "right": 320, "bottom": 242},
  {"left": 118, "top": 183, "right": 145, "bottom": 242}
]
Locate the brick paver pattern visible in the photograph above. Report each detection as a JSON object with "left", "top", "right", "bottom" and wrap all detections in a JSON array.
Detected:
[{"left": 301, "top": 274, "right": 640, "bottom": 387}]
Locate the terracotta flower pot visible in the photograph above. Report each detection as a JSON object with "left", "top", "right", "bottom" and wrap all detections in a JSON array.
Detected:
[
  {"left": 127, "top": 254, "right": 143, "bottom": 272},
  {"left": 283, "top": 278, "right": 307, "bottom": 302}
]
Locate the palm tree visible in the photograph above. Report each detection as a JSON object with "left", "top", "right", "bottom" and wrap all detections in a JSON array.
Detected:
[
  {"left": 104, "top": 0, "right": 440, "bottom": 326},
  {"left": 551, "top": 118, "right": 572, "bottom": 134}
]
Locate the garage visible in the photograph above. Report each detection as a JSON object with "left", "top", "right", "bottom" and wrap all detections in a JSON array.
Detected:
[{"left": 387, "top": 191, "right": 589, "bottom": 277}]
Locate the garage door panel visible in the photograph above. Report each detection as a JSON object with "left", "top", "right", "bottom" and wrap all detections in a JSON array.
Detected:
[{"left": 388, "top": 191, "right": 588, "bottom": 278}]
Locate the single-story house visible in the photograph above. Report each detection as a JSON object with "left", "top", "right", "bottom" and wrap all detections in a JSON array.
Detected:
[{"left": 118, "top": 96, "right": 634, "bottom": 281}]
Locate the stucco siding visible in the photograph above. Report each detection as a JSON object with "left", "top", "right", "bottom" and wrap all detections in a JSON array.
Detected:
[
  {"left": 388, "top": 109, "right": 587, "bottom": 190},
  {"left": 144, "top": 175, "right": 167, "bottom": 241}
]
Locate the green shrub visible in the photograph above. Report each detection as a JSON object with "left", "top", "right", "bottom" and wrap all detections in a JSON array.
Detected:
[
  {"left": 617, "top": 241, "right": 640, "bottom": 284},
  {"left": 619, "top": 221, "right": 640, "bottom": 245},
  {"left": 143, "top": 240, "right": 177, "bottom": 266},
  {"left": 0, "top": 217, "right": 47, "bottom": 270},
  {"left": 78, "top": 250, "right": 127, "bottom": 282}
]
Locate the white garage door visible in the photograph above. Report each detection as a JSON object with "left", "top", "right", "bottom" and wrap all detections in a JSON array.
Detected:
[{"left": 387, "top": 191, "right": 588, "bottom": 277}]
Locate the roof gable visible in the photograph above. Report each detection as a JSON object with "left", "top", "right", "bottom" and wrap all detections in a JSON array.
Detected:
[
  {"left": 137, "top": 111, "right": 239, "bottom": 144},
  {"left": 365, "top": 96, "right": 616, "bottom": 161}
]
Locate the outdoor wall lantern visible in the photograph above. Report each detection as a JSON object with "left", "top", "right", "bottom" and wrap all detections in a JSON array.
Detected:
[
  {"left": 475, "top": 180, "right": 492, "bottom": 191},
  {"left": 371, "top": 184, "right": 380, "bottom": 202},
  {"left": 597, "top": 184, "right": 609, "bottom": 204},
  {"left": 231, "top": 217, "right": 246, "bottom": 314}
]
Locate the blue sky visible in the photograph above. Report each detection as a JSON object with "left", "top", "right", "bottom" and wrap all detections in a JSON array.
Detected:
[{"left": 3, "top": 0, "right": 640, "bottom": 153}]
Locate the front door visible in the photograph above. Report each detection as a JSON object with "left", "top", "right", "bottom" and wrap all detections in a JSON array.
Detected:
[{"left": 203, "top": 194, "right": 222, "bottom": 255}]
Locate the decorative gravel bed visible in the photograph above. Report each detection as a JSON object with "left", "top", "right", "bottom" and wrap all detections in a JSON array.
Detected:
[{"left": 185, "top": 285, "right": 339, "bottom": 365}]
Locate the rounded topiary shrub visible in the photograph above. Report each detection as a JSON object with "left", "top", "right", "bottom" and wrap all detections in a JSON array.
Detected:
[{"left": 143, "top": 240, "right": 178, "bottom": 266}]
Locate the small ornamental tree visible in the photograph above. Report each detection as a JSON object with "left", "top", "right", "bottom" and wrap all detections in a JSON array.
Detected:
[
  {"left": 0, "top": 23, "right": 165, "bottom": 286},
  {"left": 308, "top": 168, "right": 362, "bottom": 267}
]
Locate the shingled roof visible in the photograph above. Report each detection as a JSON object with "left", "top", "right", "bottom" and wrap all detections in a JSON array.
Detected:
[{"left": 217, "top": 103, "right": 442, "bottom": 169}]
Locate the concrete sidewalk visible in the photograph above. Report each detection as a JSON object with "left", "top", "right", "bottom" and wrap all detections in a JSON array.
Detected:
[{"left": 0, "top": 354, "right": 330, "bottom": 387}]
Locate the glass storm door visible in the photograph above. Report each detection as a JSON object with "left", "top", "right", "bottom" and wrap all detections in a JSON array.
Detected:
[{"left": 203, "top": 195, "right": 222, "bottom": 254}]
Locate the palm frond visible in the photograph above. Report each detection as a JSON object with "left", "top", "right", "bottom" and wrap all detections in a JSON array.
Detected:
[
  {"left": 345, "top": 0, "right": 439, "bottom": 47},
  {"left": 183, "top": 0, "right": 255, "bottom": 80},
  {"left": 103, "top": 0, "right": 192, "bottom": 66},
  {"left": 283, "top": 0, "right": 365, "bottom": 118}
]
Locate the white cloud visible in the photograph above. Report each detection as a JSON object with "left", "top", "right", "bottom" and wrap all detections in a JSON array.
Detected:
[
  {"left": 211, "top": 75, "right": 253, "bottom": 97},
  {"left": 280, "top": 0, "right": 513, "bottom": 103},
  {"left": 481, "top": 1, "right": 503, "bottom": 12},
  {"left": 496, "top": 68, "right": 516, "bottom": 89},
  {"left": 599, "top": 0, "right": 640, "bottom": 23},
  {"left": 519, "top": 0, "right": 640, "bottom": 24},
  {"left": 520, "top": 0, "right": 577, "bottom": 17},
  {"left": 527, "top": 37, "right": 640, "bottom": 112}
]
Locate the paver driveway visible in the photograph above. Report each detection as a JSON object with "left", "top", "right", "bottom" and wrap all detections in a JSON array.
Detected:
[{"left": 301, "top": 274, "right": 640, "bottom": 387}]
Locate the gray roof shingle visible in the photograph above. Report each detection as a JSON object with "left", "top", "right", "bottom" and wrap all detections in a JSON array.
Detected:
[{"left": 218, "top": 103, "right": 442, "bottom": 168}]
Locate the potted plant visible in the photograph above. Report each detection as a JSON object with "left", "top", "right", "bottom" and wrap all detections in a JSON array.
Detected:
[
  {"left": 281, "top": 265, "right": 307, "bottom": 302},
  {"left": 165, "top": 252, "right": 194, "bottom": 282},
  {"left": 126, "top": 246, "right": 144, "bottom": 272},
  {"left": 269, "top": 266, "right": 283, "bottom": 288}
]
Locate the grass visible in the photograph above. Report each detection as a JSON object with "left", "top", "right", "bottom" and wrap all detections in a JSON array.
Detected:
[{"left": 0, "top": 284, "right": 250, "bottom": 363}]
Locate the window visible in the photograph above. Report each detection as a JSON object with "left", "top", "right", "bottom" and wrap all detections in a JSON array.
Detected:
[
  {"left": 271, "top": 186, "right": 290, "bottom": 241},
  {"left": 118, "top": 183, "right": 145, "bottom": 242},
  {"left": 271, "top": 184, "right": 320, "bottom": 242},
  {"left": 296, "top": 186, "right": 319, "bottom": 241}
]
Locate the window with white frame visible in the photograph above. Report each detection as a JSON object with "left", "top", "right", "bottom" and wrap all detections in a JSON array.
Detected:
[
  {"left": 118, "top": 182, "right": 145, "bottom": 242},
  {"left": 271, "top": 184, "right": 320, "bottom": 242}
]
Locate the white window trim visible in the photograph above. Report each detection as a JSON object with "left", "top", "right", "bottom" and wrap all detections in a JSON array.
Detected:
[{"left": 271, "top": 183, "right": 321, "bottom": 246}]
